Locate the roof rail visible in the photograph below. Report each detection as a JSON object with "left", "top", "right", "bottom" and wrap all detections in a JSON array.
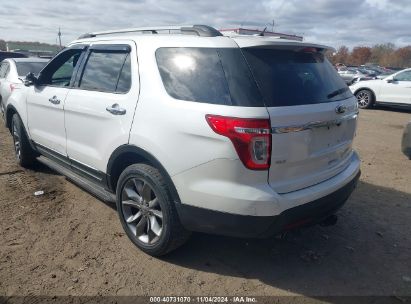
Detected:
[{"left": 78, "top": 25, "right": 223, "bottom": 39}]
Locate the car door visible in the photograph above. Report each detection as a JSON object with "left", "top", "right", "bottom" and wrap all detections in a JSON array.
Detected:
[
  {"left": 26, "top": 46, "right": 87, "bottom": 158},
  {"left": 64, "top": 41, "right": 139, "bottom": 180},
  {"left": 379, "top": 70, "right": 411, "bottom": 105}
]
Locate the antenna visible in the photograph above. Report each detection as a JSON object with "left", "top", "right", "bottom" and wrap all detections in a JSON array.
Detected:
[{"left": 58, "top": 27, "right": 62, "bottom": 49}]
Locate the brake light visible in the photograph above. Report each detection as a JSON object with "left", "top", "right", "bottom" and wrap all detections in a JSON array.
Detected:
[
  {"left": 300, "top": 47, "right": 318, "bottom": 53},
  {"left": 206, "top": 115, "right": 271, "bottom": 170},
  {"left": 9, "top": 84, "right": 15, "bottom": 92}
]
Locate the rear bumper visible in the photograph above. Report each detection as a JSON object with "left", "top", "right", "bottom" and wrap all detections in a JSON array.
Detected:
[{"left": 176, "top": 170, "right": 360, "bottom": 238}]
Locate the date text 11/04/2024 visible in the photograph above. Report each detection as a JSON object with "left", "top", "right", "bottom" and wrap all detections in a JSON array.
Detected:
[{"left": 149, "top": 296, "right": 257, "bottom": 303}]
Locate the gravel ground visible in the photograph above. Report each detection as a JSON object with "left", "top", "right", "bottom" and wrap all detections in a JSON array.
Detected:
[{"left": 0, "top": 107, "right": 410, "bottom": 299}]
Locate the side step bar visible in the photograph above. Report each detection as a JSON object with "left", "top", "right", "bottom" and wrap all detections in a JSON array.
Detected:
[{"left": 37, "top": 156, "right": 116, "bottom": 203}]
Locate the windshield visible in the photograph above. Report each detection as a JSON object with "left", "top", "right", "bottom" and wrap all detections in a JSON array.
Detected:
[
  {"left": 16, "top": 61, "right": 48, "bottom": 77},
  {"left": 242, "top": 48, "right": 352, "bottom": 107}
]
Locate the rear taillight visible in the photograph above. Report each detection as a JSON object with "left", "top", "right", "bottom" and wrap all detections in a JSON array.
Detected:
[{"left": 206, "top": 114, "right": 271, "bottom": 170}]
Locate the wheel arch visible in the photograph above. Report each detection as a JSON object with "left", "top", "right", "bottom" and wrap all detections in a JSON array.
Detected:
[
  {"left": 106, "top": 145, "right": 181, "bottom": 204},
  {"left": 5, "top": 104, "right": 18, "bottom": 131}
]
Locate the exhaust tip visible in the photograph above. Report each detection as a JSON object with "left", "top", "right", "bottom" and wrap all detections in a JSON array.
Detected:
[{"left": 320, "top": 214, "right": 338, "bottom": 227}]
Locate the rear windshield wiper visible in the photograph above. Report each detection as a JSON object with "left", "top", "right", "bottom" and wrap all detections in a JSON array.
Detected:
[{"left": 327, "top": 87, "right": 349, "bottom": 99}]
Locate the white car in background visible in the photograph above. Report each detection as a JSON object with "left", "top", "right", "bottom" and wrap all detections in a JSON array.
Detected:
[
  {"left": 0, "top": 58, "right": 49, "bottom": 119},
  {"left": 350, "top": 68, "right": 411, "bottom": 109}
]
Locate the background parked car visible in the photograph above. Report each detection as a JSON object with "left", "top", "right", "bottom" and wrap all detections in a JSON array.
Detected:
[
  {"left": 338, "top": 67, "right": 375, "bottom": 85},
  {"left": 0, "top": 51, "right": 27, "bottom": 62},
  {"left": 402, "top": 121, "right": 411, "bottom": 160},
  {"left": 350, "top": 68, "right": 411, "bottom": 109},
  {"left": 0, "top": 58, "right": 49, "bottom": 119},
  {"left": 338, "top": 68, "right": 366, "bottom": 84}
]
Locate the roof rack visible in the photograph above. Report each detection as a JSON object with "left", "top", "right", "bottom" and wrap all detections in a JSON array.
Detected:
[{"left": 78, "top": 25, "right": 223, "bottom": 39}]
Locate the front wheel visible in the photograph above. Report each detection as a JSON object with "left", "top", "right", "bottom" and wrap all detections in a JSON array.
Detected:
[
  {"left": 116, "top": 164, "right": 190, "bottom": 256},
  {"left": 355, "top": 89, "right": 374, "bottom": 109},
  {"left": 11, "top": 114, "right": 36, "bottom": 168}
]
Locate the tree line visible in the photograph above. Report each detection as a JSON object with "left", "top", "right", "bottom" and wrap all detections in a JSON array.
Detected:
[
  {"left": 327, "top": 43, "right": 411, "bottom": 68},
  {"left": 0, "top": 39, "right": 59, "bottom": 52}
]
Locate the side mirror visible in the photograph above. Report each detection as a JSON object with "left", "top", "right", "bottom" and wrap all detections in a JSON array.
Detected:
[
  {"left": 386, "top": 78, "right": 395, "bottom": 83},
  {"left": 24, "top": 72, "right": 38, "bottom": 86}
]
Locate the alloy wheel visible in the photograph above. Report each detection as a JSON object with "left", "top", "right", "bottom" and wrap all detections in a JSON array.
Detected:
[
  {"left": 356, "top": 91, "right": 370, "bottom": 108},
  {"left": 12, "top": 122, "right": 21, "bottom": 160},
  {"left": 121, "top": 177, "right": 163, "bottom": 244}
]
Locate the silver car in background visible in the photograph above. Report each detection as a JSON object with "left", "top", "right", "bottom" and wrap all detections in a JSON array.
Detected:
[
  {"left": 0, "top": 58, "right": 49, "bottom": 119},
  {"left": 338, "top": 68, "right": 369, "bottom": 85}
]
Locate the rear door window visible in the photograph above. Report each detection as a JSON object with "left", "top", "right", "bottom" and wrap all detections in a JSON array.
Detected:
[
  {"left": 242, "top": 48, "right": 351, "bottom": 107},
  {"left": 16, "top": 62, "right": 48, "bottom": 77},
  {"left": 79, "top": 51, "right": 131, "bottom": 93},
  {"left": 156, "top": 48, "right": 263, "bottom": 106}
]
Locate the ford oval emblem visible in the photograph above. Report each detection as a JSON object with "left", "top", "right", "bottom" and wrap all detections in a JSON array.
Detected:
[{"left": 335, "top": 105, "right": 346, "bottom": 114}]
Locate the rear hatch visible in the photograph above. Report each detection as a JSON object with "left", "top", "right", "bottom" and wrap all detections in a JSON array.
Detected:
[{"left": 241, "top": 45, "right": 358, "bottom": 193}]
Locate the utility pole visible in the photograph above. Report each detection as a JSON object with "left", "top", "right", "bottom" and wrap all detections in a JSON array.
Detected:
[
  {"left": 58, "top": 27, "right": 62, "bottom": 49},
  {"left": 271, "top": 19, "right": 275, "bottom": 32}
]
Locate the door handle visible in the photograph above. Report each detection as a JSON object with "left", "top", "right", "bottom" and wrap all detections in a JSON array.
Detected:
[
  {"left": 48, "top": 96, "right": 60, "bottom": 105},
  {"left": 106, "top": 103, "right": 126, "bottom": 115}
]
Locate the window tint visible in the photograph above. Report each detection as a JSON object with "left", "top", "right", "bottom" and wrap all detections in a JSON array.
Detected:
[
  {"left": 395, "top": 71, "right": 411, "bottom": 81},
  {"left": 115, "top": 54, "right": 131, "bottom": 93},
  {"left": 242, "top": 48, "right": 351, "bottom": 107},
  {"left": 156, "top": 48, "right": 263, "bottom": 106},
  {"left": 79, "top": 51, "right": 131, "bottom": 93},
  {"left": 39, "top": 49, "right": 83, "bottom": 87},
  {"left": 16, "top": 62, "right": 48, "bottom": 77},
  {"left": 51, "top": 54, "right": 80, "bottom": 86}
]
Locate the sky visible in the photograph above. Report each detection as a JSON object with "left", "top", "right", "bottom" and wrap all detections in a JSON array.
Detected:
[{"left": 0, "top": 0, "right": 410, "bottom": 49}]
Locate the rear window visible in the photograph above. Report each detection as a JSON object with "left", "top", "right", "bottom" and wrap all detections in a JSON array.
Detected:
[
  {"left": 242, "top": 48, "right": 351, "bottom": 107},
  {"left": 156, "top": 48, "right": 264, "bottom": 107},
  {"left": 16, "top": 62, "right": 47, "bottom": 77}
]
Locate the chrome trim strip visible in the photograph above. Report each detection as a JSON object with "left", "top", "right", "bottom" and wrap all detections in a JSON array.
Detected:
[{"left": 271, "top": 112, "right": 358, "bottom": 134}]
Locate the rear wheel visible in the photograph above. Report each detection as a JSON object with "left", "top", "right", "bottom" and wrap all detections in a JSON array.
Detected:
[
  {"left": 11, "top": 114, "right": 36, "bottom": 168},
  {"left": 355, "top": 89, "right": 374, "bottom": 109},
  {"left": 116, "top": 163, "right": 190, "bottom": 256}
]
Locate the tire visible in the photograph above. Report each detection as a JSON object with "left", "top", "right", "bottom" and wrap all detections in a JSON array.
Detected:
[
  {"left": 11, "top": 114, "right": 36, "bottom": 168},
  {"left": 355, "top": 89, "right": 374, "bottom": 109},
  {"left": 0, "top": 97, "right": 5, "bottom": 125},
  {"left": 116, "top": 163, "right": 190, "bottom": 256}
]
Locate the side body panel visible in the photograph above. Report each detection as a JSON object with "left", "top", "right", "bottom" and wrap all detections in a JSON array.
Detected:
[{"left": 63, "top": 40, "right": 140, "bottom": 173}]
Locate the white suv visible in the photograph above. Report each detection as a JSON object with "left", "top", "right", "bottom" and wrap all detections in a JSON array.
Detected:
[{"left": 4, "top": 25, "right": 361, "bottom": 256}]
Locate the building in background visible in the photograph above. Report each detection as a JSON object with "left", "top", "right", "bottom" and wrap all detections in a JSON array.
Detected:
[{"left": 219, "top": 28, "right": 303, "bottom": 41}]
